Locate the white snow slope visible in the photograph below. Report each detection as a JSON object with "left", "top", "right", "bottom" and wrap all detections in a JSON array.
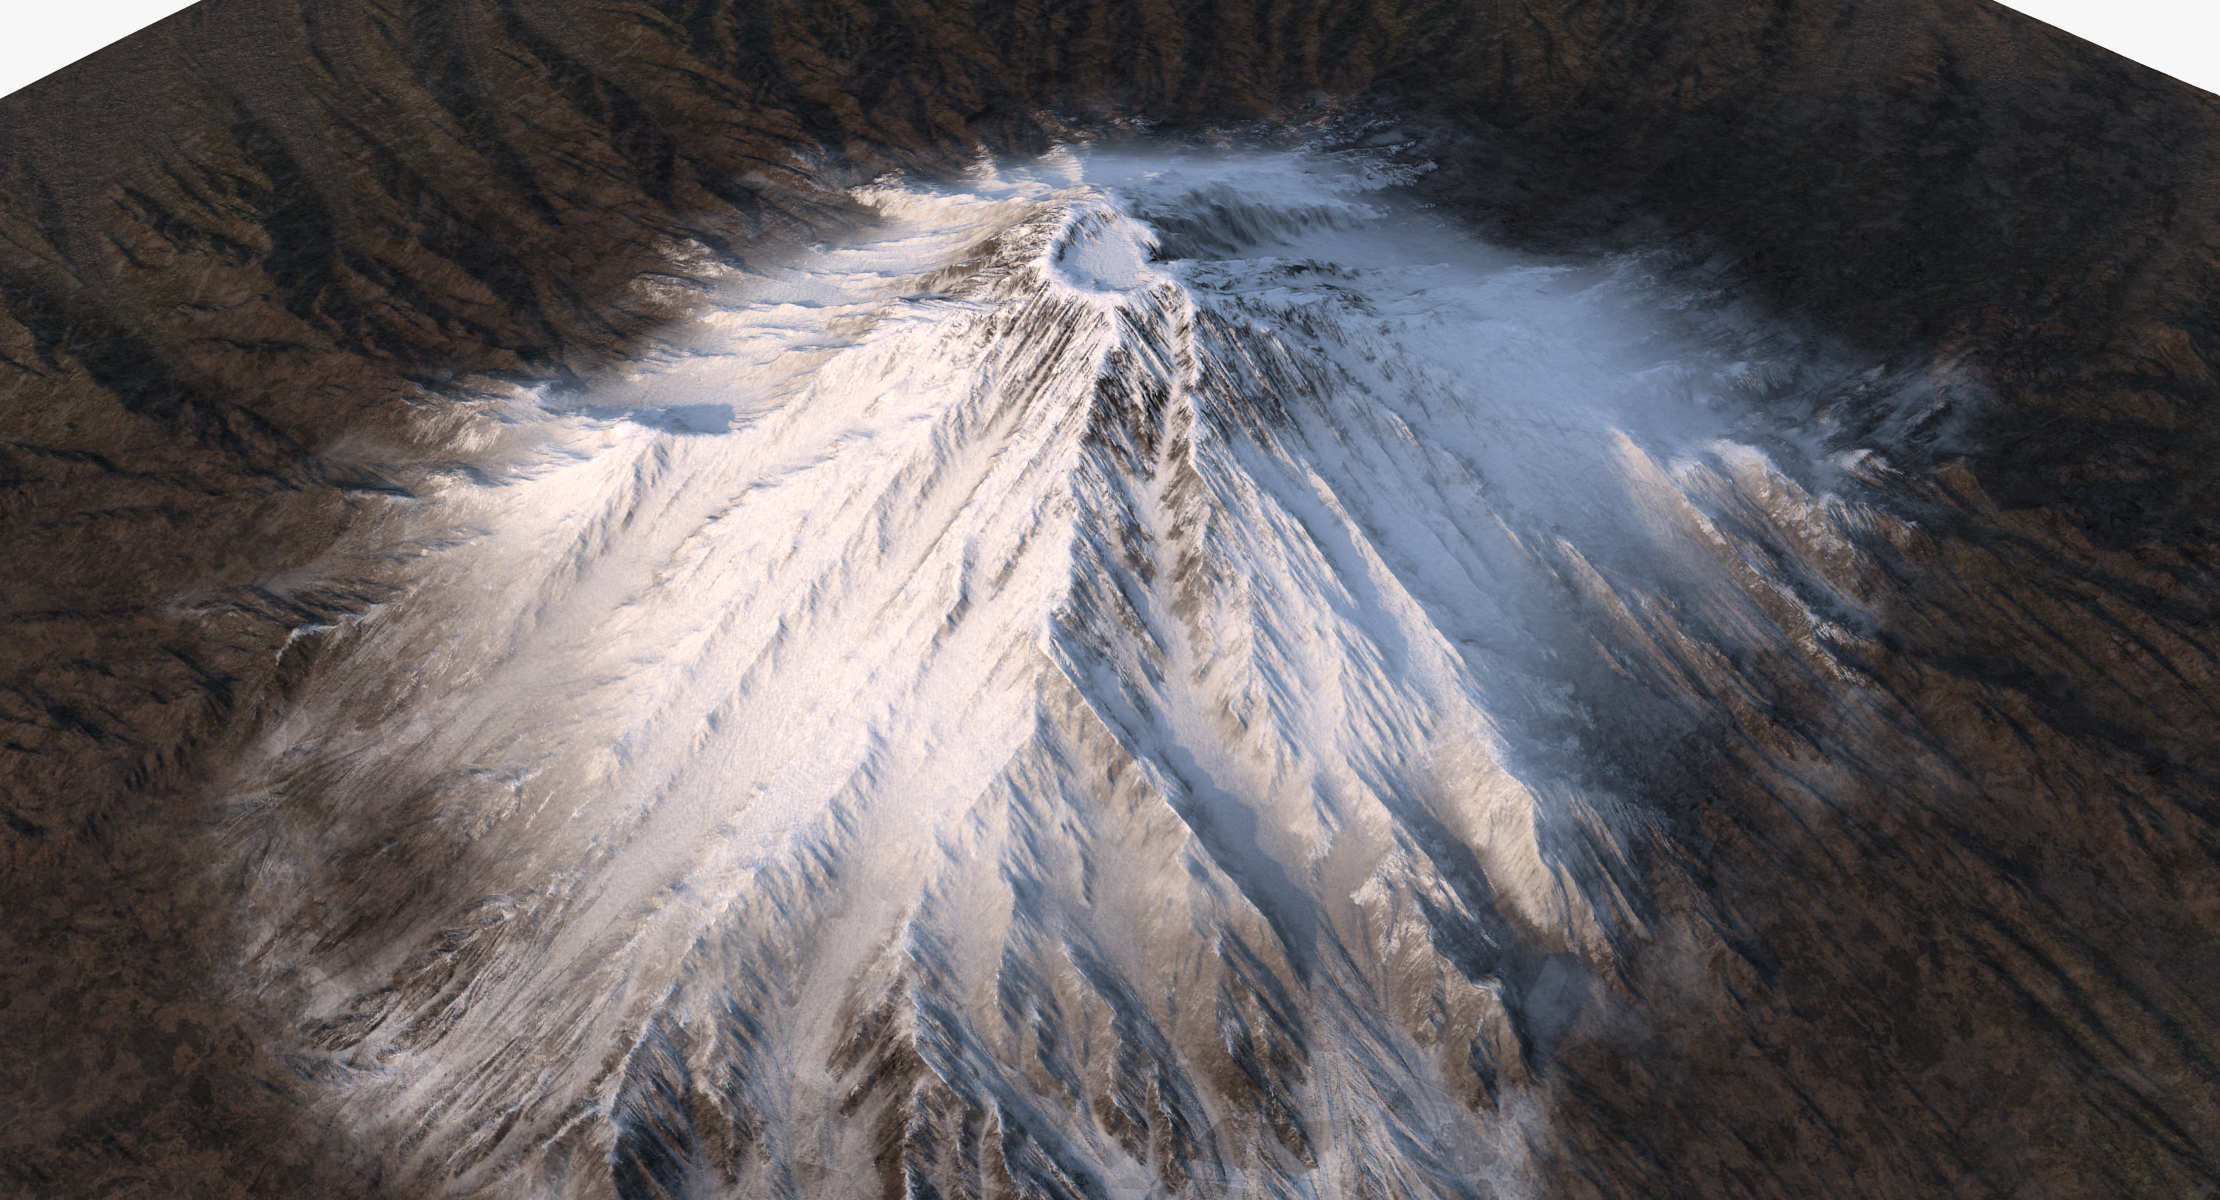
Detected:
[{"left": 215, "top": 144, "right": 1938, "bottom": 1199}]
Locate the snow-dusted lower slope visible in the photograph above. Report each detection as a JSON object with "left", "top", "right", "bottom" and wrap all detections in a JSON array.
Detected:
[{"left": 217, "top": 146, "right": 1921, "bottom": 1198}]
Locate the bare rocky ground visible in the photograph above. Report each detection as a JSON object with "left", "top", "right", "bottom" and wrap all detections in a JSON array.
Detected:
[{"left": 3, "top": 1, "right": 2217, "bottom": 1196}]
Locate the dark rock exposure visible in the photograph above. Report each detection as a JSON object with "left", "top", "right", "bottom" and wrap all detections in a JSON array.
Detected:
[{"left": 4, "top": 1, "right": 2217, "bottom": 1197}]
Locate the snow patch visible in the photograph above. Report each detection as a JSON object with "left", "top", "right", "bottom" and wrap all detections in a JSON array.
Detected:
[{"left": 216, "top": 142, "right": 1903, "bottom": 1199}]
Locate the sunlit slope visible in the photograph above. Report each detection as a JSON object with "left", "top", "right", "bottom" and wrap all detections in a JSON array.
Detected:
[{"left": 195, "top": 148, "right": 1980, "bottom": 1198}]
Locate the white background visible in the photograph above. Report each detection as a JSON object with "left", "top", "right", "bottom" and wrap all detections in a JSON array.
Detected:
[{"left": 0, "top": 2, "right": 2214, "bottom": 105}]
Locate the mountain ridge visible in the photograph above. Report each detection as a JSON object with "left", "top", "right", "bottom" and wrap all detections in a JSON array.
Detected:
[{"left": 4, "top": 2, "right": 2218, "bottom": 1197}]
